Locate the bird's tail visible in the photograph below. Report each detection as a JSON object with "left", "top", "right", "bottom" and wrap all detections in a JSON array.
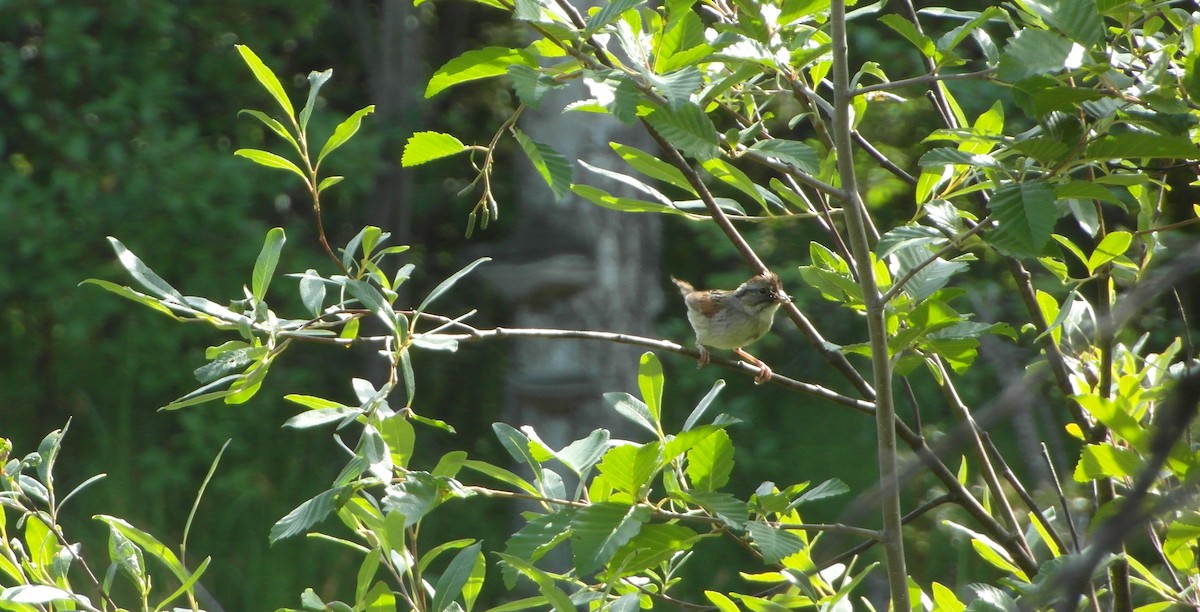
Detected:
[{"left": 669, "top": 276, "right": 694, "bottom": 296}]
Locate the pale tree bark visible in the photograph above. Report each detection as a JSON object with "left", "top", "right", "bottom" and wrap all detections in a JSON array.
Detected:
[{"left": 487, "top": 80, "right": 663, "bottom": 447}]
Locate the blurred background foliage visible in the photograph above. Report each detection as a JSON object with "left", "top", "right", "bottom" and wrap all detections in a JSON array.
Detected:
[{"left": 3, "top": 0, "right": 1196, "bottom": 609}]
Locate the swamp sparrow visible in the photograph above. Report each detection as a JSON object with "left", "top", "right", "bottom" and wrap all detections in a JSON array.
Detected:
[{"left": 671, "top": 272, "right": 791, "bottom": 384}]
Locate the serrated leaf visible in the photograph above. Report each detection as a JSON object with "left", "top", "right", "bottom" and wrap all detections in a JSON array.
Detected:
[
  {"left": 986, "top": 181, "right": 1057, "bottom": 258},
  {"left": 1073, "top": 443, "right": 1141, "bottom": 481},
  {"left": 235, "top": 45, "right": 295, "bottom": 119},
  {"left": 596, "top": 442, "right": 663, "bottom": 497},
  {"left": 251, "top": 227, "right": 286, "bottom": 301},
  {"left": 648, "top": 67, "right": 702, "bottom": 108},
  {"left": 426, "top": 47, "right": 538, "bottom": 98},
  {"left": 1036, "top": 0, "right": 1103, "bottom": 47},
  {"left": 584, "top": 0, "right": 648, "bottom": 36},
  {"left": 747, "top": 139, "right": 821, "bottom": 175},
  {"left": 402, "top": 132, "right": 467, "bottom": 167},
  {"left": 569, "top": 502, "right": 651, "bottom": 575},
  {"left": 645, "top": 102, "right": 720, "bottom": 161},
  {"left": 686, "top": 428, "right": 733, "bottom": 491},
  {"left": 513, "top": 129, "right": 573, "bottom": 200},
  {"left": 234, "top": 148, "right": 307, "bottom": 181},
  {"left": 1084, "top": 133, "right": 1200, "bottom": 160},
  {"left": 996, "top": 30, "right": 1078, "bottom": 82},
  {"left": 745, "top": 521, "right": 805, "bottom": 564},
  {"left": 508, "top": 64, "right": 562, "bottom": 107},
  {"left": 318, "top": 105, "right": 375, "bottom": 164},
  {"left": 683, "top": 490, "right": 748, "bottom": 529}
]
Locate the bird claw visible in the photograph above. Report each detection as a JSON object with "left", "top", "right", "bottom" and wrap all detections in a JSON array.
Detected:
[
  {"left": 753, "top": 364, "right": 773, "bottom": 385},
  {"left": 696, "top": 345, "right": 710, "bottom": 369}
]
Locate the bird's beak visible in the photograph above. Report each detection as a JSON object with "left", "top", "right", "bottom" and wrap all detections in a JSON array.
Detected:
[{"left": 777, "top": 291, "right": 792, "bottom": 303}]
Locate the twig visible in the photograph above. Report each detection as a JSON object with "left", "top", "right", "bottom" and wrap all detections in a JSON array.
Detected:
[
  {"left": 852, "top": 68, "right": 996, "bottom": 97},
  {"left": 982, "top": 432, "right": 1068, "bottom": 558},
  {"left": 1041, "top": 443, "right": 1081, "bottom": 552}
]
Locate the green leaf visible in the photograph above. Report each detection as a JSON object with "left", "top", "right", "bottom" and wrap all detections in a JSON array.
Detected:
[
  {"left": 508, "top": 65, "right": 562, "bottom": 108},
  {"left": 1084, "top": 133, "right": 1200, "bottom": 160},
  {"left": 105, "top": 237, "right": 185, "bottom": 302},
  {"left": 686, "top": 428, "right": 733, "bottom": 491},
  {"left": 645, "top": 102, "right": 720, "bottom": 161},
  {"left": 513, "top": 129, "right": 573, "bottom": 200},
  {"left": 426, "top": 47, "right": 538, "bottom": 98},
  {"left": 584, "top": 0, "right": 647, "bottom": 35},
  {"left": 745, "top": 521, "right": 805, "bottom": 564},
  {"left": 318, "top": 175, "right": 345, "bottom": 192},
  {"left": 430, "top": 542, "right": 482, "bottom": 612},
  {"left": 1163, "top": 515, "right": 1200, "bottom": 571},
  {"left": 792, "top": 478, "right": 849, "bottom": 506},
  {"left": 569, "top": 502, "right": 652, "bottom": 575},
  {"left": 572, "top": 184, "right": 686, "bottom": 215},
  {"left": 682, "top": 490, "right": 748, "bottom": 529},
  {"left": 996, "top": 30, "right": 1077, "bottom": 82},
  {"left": 1073, "top": 444, "right": 1141, "bottom": 481},
  {"left": 747, "top": 139, "right": 821, "bottom": 175},
  {"left": 299, "top": 69, "right": 332, "bottom": 131},
  {"left": 596, "top": 442, "right": 663, "bottom": 497},
  {"left": 344, "top": 279, "right": 400, "bottom": 337},
  {"left": 234, "top": 148, "right": 307, "bottom": 181},
  {"left": 1086, "top": 231, "right": 1132, "bottom": 273},
  {"left": 416, "top": 257, "right": 491, "bottom": 316},
  {"left": 610, "top": 142, "right": 696, "bottom": 194},
  {"left": 494, "top": 553, "right": 576, "bottom": 611},
  {"left": 238, "top": 109, "right": 300, "bottom": 153},
  {"left": 682, "top": 379, "right": 725, "bottom": 431},
  {"left": 318, "top": 105, "right": 376, "bottom": 165},
  {"left": 604, "top": 523, "right": 700, "bottom": 579},
  {"left": 918, "top": 147, "right": 1003, "bottom": 170},
  {"left": 637, "top": 352, "right": 664, "bottom": 425},
  {"left": 648, "top": 67, "right": 703, "bottom": 109},
  {"left": 878, "top": 14, "right": 935, "bottom": 57},
  {"left": 986, "top": 181, "right": 1057, "bottom": 257},
  {"left": 1074, "top": 394, "right": 1148, "bottom": 451},
  {"left": 1036, "top": 0, "right": 1104, "bottom": 47},
  {"left": 251, "top": 227, "right": 286, "bottom": 301},
  {"left": 701, "top": 158, "right": 766, "bottom": 208},
  {"left": 270, "top": 487, "right": 347, "bottom": 542},
  {"left": 556, "top": 429, "right": 610, "bottom": 476},
  {"left": 382, "top": 473, "right": 440, "bottom": 527},
  {"left": 603, "top": 392, "right": 657, "bottom": 434},
  {"left": 235, "top": 45, "right": 295, "bottom": 119},
  {"left": 283, "top": 407, "right": 362, "bottom": 429},
  {"left": 94, "top": 515, "right": 189, "bottom": 584}
]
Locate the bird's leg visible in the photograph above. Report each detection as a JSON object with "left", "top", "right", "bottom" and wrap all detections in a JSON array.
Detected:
[
  {"left": 696, "top": 344, "right": 710, "bottom": 369},
  {"left": 734, "top": 348, "right": 772, "bottom": 384}
]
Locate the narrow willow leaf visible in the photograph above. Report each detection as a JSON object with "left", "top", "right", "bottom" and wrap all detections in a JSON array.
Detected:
[
  {"left": 235, "top": 45, "right": 295, "bottom": 119},
  {"left": 610, "top": 142, "right": 696, "bottom": 193},
  {"left": 878, "top": 14, "right": 935, "bottom": 57},
  {"left": 105, "top": 237, "right": 185, "bottom": 302},
  {"left": 270, "top": 487, "right": 347, "bottom": 542},
  {"left": 251, "top": 227, "right": 286, "bottom": 301},
  {"left": 416, "top": 257, "right": 491, "bottom": 316},
  {"left": 317, "top": 105, "right": 376, "bottom": 165},
  {"left": 234, "top": 149, "right": 307, "bottom": 181},
  {"left": 94, "top": 516, "right": 188, "bottom": 583},
  {"left": 238, "top": 109, "right": 300, "bottom": 153},
  {"left": 430, "top": 542, "right": 482, "bottom": 612},
  {"left": 317, "top": 175, "right": 345, "bottom": 192},
  {"left": 426, "top": 47, "right": 538, "bottom": 98},
  {"left": 683, "top": 379, "right": 725, "bottom": 431},
  {"left": 701, "top": 158, "right": 766, "bottom": 208},
  {"left": 513, "top": 129, "right": 573, "bottom": 200},
  {"left": 572, "top": 184, "right": 686, "bottom": 215}
]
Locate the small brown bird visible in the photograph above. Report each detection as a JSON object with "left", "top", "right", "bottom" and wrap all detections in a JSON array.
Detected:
[{"left": 671, "top": 272, "right": 791, "bottom": 384}]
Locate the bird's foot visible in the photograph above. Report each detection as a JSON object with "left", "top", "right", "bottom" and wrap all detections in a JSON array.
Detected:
[
  {"left": 696, "top": 345, "right": 709, "bottom": 369},
  {"left": 734, "top": 348, "right": 772, "bottom": 384}
]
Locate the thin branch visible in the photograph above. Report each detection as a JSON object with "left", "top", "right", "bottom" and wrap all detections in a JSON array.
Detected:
[
  {"left": 1041, "top": 443, "right": 1081, "bottom": 553},
  {"left": 852, "top": 68, "right": 996, "bottom": 97},
  {"left": 880, "top": 218, "right": 989, "bottom": 304},
  {"left": 982, "top": 432, "right": 1068, "bottom": 558},
  {"left": 820, "top": 494, "right": 954, "bottom": 569}
]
